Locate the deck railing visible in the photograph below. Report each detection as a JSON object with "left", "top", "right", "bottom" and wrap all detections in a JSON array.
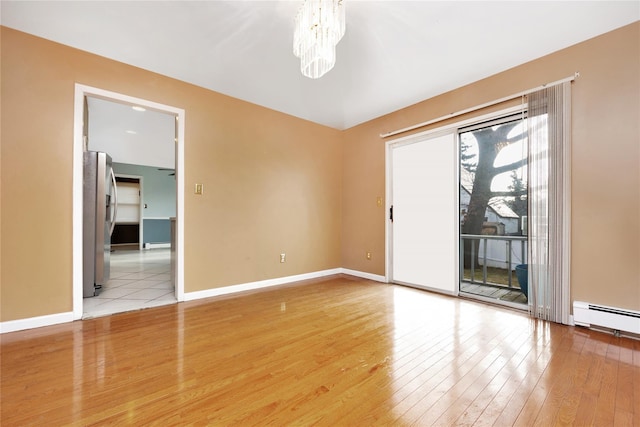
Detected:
[{"left": 460, "top": 234, "right": 527, "bottom": 288}]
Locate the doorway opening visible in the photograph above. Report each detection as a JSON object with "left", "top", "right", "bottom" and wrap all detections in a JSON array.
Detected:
[{"left": 73, "top": 85, "right": 185, "bottom": 320}]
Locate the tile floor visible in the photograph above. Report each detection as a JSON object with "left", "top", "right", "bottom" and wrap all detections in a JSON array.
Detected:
[{"left": 82, "top": 248, "right": 176, "bottom": 319}]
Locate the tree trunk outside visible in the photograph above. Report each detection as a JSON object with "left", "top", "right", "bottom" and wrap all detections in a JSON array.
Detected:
[{"left": 461, "top": 123, "right": 521, "bottom": 269}]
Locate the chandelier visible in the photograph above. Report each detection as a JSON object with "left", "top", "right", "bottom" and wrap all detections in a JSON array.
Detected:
[{"left": 293, "top": 0, "right": 345, "bottom": 79}]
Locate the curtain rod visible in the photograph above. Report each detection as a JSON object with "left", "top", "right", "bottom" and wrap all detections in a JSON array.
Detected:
[{"left": 379, "top": 72, "right": 580, "bottom": 138}]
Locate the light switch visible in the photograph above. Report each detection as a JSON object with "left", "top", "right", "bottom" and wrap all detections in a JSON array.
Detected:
[
  {"left": 376, "top": 197, "right": 383, "bottom": 207},
  {"left": 194, "top": 183, "right": 203, "bottom": 195}
]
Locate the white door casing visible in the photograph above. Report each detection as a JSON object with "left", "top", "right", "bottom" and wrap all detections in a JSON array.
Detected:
[{"left": 73, "top": 84, "right": 185, "bottom": 319}]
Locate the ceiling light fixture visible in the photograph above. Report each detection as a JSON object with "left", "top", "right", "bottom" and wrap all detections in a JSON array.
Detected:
[
  {"left": 293, "top": 0, "right": 345, "bottom": 79},
  {"left": 132, "top": 106, "right": 146, "bottom": 112}
]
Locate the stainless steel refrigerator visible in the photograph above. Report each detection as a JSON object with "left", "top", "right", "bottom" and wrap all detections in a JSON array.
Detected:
[{"left": 83, "top": 151, "right": 117, "bottom": 297}]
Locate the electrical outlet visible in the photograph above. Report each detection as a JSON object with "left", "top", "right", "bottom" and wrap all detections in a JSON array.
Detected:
[
  {"left": 366, "top": 251, "right": 372, "bottom": 260},
  {"left": 280, "top": 253, "right": 286, "bottom": 263},
  {"left": 377, "top": 197, "right": 383, "bottom": 207}
]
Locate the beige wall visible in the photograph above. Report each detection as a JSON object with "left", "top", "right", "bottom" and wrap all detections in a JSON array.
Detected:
[
  {"left": 2, "top": 22, "right": 639, "bottom": 323},
  {"left": 342, "top": 22, "right": 640, "bottom": 311},
  {"left": 1, "top": 27, "right": 342, "bottom": 321}
]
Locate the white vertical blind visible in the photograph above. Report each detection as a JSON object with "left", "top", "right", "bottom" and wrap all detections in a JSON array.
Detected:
[{"left": 527, "top": 82, "right": 571, "bottom": 324}]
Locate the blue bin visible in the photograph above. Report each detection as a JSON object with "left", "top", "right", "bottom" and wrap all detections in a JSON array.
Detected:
[{"left": 515, "top": 264, "right": 528, "bottom": 299}]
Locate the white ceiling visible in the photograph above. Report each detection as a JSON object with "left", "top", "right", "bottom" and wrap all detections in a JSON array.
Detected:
[
  {"left": 87, "top": 97, "right": 176, "bottom": 169},
  {"left": 2, "top": 1, "right": 638, "bottom": 130}
]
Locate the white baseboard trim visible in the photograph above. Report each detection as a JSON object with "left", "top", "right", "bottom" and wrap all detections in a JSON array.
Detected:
[
  {"left": 183, "top": 268, "right": 343, "bottom": 301},
  {"left": 0, "top": 311, "right": 75, "bottom": 334},
  {"left": 340, "top": 268, "right": 387, "bottom": 283},
  {"left": 144, "top": 243, "right": 171, "bottom": 249},
  {"left": 1, "top": 268, "right": 387, "bottom": 333}
]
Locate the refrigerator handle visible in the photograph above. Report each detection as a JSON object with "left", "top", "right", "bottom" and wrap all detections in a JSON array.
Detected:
[{"left": 109, "top": 168, "right": 118, "bottom": 236}]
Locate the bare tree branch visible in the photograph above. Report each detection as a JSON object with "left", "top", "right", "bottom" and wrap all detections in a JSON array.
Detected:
[
  {"left": 489, "top": 190, "right": 527, "bottom": 198},
  {"left": 492, "top": 158, "right": 526, "bottom": 175},
  {"left": 506, "top": 132, "right": 526, "bottom": 143}
]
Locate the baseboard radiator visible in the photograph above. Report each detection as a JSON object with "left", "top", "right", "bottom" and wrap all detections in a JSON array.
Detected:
[{"left": 573, "top": 301, "right": 640, "bottom": 335}]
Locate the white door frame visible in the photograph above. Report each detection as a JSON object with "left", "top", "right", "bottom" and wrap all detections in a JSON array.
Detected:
[{"left": 73, "top": 84, "right": 186, "bottom": 319}]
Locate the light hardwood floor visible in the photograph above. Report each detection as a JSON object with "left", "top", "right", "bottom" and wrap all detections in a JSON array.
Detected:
[{"left": 2, "top": 275, "right": 638, "bottom": 425}]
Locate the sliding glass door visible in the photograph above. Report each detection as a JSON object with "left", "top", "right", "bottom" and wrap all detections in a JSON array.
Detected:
[{"left": 390, "top": 132, "right": 457, "bottom": 295}]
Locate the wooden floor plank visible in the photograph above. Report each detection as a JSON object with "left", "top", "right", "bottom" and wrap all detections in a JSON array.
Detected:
[
  {"left": 592, "top": 337, "right": 620, "bottom": 426},
  {"left": 553, "top": 331, "right": 597, "bottom": 425},
  {"left": 1, "top": 275, "right": 638, "bottom": 426},
  {"left": 615, "top": 338, "right": 635, "bottom": 423},
  {"left": 491, "top": 323, "right": 566, "bottom": 426},
  {"left": 422, "top": 326, "right": 526, "bottom": 425},
  {"left": 629, "top": 338, "right": 640, "bottom": 427},
  {"left": 449, "top": 326, "right": 540, "bottom": 426},
  {"left": 531, "top": 331, "right": 586, "bottom": 426},
  {"left": 467, "top": 323, "right": 549, "bottom": 427}
]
